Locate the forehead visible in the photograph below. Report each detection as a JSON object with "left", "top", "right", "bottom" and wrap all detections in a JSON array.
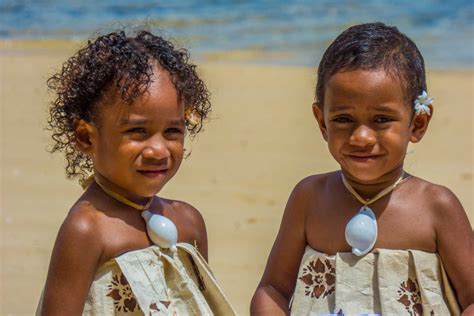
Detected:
[
  {"left": 98, "top": 68, "right": 183, "bottom": 124},
  {"left": 324, "top": 69, "right": 406, "bottom": 108}
]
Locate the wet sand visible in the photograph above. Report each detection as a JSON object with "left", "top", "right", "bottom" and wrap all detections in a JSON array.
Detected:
[{"left": 1, "top": 40, "right": 472, "bottom": 315}]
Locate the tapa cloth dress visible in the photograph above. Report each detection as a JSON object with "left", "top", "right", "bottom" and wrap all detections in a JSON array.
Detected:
[
  {"left": 36, "top": 243, "right": 236, "bottom": 316},
  {"left": 290, "top": 246, "right": 460, "bottom": 315}
]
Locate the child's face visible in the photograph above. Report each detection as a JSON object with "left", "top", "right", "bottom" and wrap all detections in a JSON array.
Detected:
[
  {"left": 314, "top": 69, "right": 421, "bottom": 183},
  {"left": 88, "top": 67, "right": 185, "bottom": 198}
]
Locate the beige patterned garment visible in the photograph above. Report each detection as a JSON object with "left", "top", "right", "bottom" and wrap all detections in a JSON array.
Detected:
[
  {"left": 37, "top": 243, "right": 236, "bottom": 316},
  {"left": 291, "top": 246, "right": 460, "bottom": 316}
]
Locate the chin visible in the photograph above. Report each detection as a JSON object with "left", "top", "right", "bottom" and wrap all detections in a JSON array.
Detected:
[
  {"left": 135, "top": 176, "right": 172, "bottom": 196},
  {"left": 342, "top": 168, "right": 383, "bottom": 184},
  {"left": 140, "top": 187, "right": 164, "bottom": 198},
  {"left": 128, "top": 184, "right": 160, "bottom": 198}
]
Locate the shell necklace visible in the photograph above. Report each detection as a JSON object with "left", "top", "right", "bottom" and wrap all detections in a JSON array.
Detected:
[
  {"left": 342, "top": 172, "right": 406, "bottom": 256},
  {"left": 94, "top": 176, "right": 178, "bottom": 252}
]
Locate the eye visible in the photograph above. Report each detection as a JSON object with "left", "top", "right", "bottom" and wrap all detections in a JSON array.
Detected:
[
  {"left": 125, "top": 127, "right": 146, "bottom": 134},
  {"left": 165, "top": 127, "right": 184, "bottom": 135},
  {"left": 374, "top": 116, "right": 394, "bottom": 123},
  {"left": 332, "top": 116, "right": 353, "bottom": 123}
]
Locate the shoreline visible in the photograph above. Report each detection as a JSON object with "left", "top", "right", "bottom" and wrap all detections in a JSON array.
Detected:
[{"left": 2, "top": 39, "right": 474, "bottom": 70}]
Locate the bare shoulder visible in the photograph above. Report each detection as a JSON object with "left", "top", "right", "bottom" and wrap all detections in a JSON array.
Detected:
[
  {"left": 280, "top": 171, "right": 336, "bottom": 233},
  {"left": 161, "top": 198, "right": 208, "bottom": 258},
  {"left": 59, "top": 200, "right": 104, "bottom": 246},
  {"left": 163, "top": 198, "right": 205, "bottom": 228},
  {"left": 407, "top": 176, "right": 471, "bottom": 237},
  {"left": 415, "top": 177, "right": 457, "bottom": 201},
  {"left": 293, "top": 172, "right": 333, "bottom": 198},
  {"left": 296, "top": 172, "right": 332, "bottom": 190},
  {"left": 288, "top": 171, "right": 336, "bottom": 210},
  {"left": 54, "top": 199, "right": 107, "bottom": 263},
  {"left": 409, "top": 177, "right": 466, "bottom": 216}
]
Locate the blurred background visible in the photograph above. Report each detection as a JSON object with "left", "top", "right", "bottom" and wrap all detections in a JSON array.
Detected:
[
  {"left": 1, "top": 1, "right": 473, "bottom": 315},
  {"left": 1, "top": 0, "right": 473, "bottom": 66}
]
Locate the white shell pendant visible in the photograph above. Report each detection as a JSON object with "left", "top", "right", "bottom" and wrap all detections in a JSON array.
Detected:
[
  {"left": 142, "top": 210, "right": 178, "bottom": 252},
  {"left": 345, "top": 206, "right": 378, "bottom": 256}
]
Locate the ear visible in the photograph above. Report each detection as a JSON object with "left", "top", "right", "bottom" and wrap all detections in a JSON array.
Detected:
[
  {"left": 312, "top": 102, "right": 328, "bottom": 141},
  {"left": 410, "top": 105, "right": 433, "bottom": 143},
  {"left": 73, "top": 119, "right": 97, "bottom": 155}
]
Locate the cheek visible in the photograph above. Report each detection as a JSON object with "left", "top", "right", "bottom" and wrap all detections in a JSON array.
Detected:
[
  {"left": 94, "top": 136, "right": 115, "bottom": 159},
  {"left": 326, "top": 127, "right": 347, "bottom": 146},
  {"left": 168, "top": 142, "right": 184, "bottom": 175},
  {"left": 170, "top": 139, "right": 185, "bottom": 159},
  {"left": 379, "top": 127, "right": 410, "bottom": 151},
  {"left": 325, "top": 134, "right": 344, "bottom": 159},
  {"left": 96, "top": 138, "right": 140, "bottom": 167},
  {"left": 388, "top": 122, "right": 410, "bottom": 138}
]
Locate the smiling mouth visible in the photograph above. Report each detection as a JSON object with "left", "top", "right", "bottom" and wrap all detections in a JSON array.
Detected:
[
  {"left": 347, "top": 154, "right": 381, "bottom": 161},
  {"left": 137, "top": 169, "right": 168, "bottom": 178}
]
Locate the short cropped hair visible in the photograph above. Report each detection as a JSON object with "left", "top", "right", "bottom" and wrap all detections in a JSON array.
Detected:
[{"left": 316, "top": 22, "right": 426, "bottom": 107}]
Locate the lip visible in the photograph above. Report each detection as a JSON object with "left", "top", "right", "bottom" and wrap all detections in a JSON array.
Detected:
[
  {"left": 137, "top": 169, "right": 168, "bottom": 178},
  {"left": 346, "top": 154, "right": 382, "bottom": 162}
]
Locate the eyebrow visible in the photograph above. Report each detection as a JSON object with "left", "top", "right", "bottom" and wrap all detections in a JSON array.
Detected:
[
  {"left": 119, "top": 118, "right": 148, "bottom": 126},
  {"left": 328, "top": 104, "right": 352, "bottom": 112},
  {"left": 118, "top": 118, "right": 185, "bottom": 126},
  {"left": 371, "top": 104, "right": 400, "bottom": 113},
  {"left": 169, "top": 118, "right": 186, "bottom": 125},
  {"left": 328, "top": 103, "right": 400, "bottom": 113}
]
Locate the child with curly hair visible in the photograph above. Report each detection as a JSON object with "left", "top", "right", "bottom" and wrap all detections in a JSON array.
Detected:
[
  {"left": 251, "top": 22, "right": 473, "bottom": 315},
  {"left": 37, "top": 30, "right": 235, "bottom": 315}
]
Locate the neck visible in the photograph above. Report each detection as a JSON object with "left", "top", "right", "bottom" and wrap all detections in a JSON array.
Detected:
[
  {"left": 93, "top": 172, "right": 153, "bottom": 208},
  {"left": 341, "top": 167, "right": 406, "bottom": 200}
]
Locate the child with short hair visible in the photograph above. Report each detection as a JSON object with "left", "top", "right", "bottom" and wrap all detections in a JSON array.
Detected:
[
  {"left": 251, "top": 22, "right": 473, "bottom": 315},
  {"left": 37, "top": 30, "right": 235, "bottom": 315}
]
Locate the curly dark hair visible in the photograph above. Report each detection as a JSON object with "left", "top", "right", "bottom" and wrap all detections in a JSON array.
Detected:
[
  {"left": 47, "top": 30, "right": 211, "bottom": 180},
  {"left": 316, "top": 22, "right": 426, "bottom": 108}
]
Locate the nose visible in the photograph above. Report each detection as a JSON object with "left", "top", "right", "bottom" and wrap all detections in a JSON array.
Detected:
[
  {"left": 349, "top": 125, "right": 376, "bottom": 148},
  {"left": 141, "top": 136, "right": 170, "bottom": 161}
]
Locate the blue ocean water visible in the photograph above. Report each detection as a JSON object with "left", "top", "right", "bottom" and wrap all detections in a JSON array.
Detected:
[{"left": 1, "top": 0, "right": 473, "bottom": 67}]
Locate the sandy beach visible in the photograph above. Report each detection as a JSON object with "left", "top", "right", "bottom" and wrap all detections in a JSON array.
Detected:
[{"left": 1, "top": 40, "right": 472, "bottom": 315}]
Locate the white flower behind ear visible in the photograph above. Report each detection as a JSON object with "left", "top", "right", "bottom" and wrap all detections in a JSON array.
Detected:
[{"left": 414, "top": 90, "right": 433, "bottom": 116}]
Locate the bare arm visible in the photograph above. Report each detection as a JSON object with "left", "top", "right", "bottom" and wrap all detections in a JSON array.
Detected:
[
  {"left": 433, "top": 187, "right": 474, "bottom": 313},
  {"left": 40, "top": 208, "right": 103, "bottom": 315},
  {"left": 251, "top": 180, "right": 311, "bottom": 315}
]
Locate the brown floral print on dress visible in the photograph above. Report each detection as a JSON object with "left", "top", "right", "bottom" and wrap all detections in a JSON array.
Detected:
[
  {"left": 150, "top": 301, "right": 177, "bottom": 316},
  {"left": 150, "top": 303, "right": 160, "bottom": 312},
  {"left": 298, "top": 258, "right": 336, "bottom": 299},
  {"left": 106, "top": 272, "right": 140, "bottom": 313},
  {"left": 397, "top": 278, "right": 423, "bottom": 316},
  {"left": 149, "top": 300, "right": 172, "bottom": 314}
]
